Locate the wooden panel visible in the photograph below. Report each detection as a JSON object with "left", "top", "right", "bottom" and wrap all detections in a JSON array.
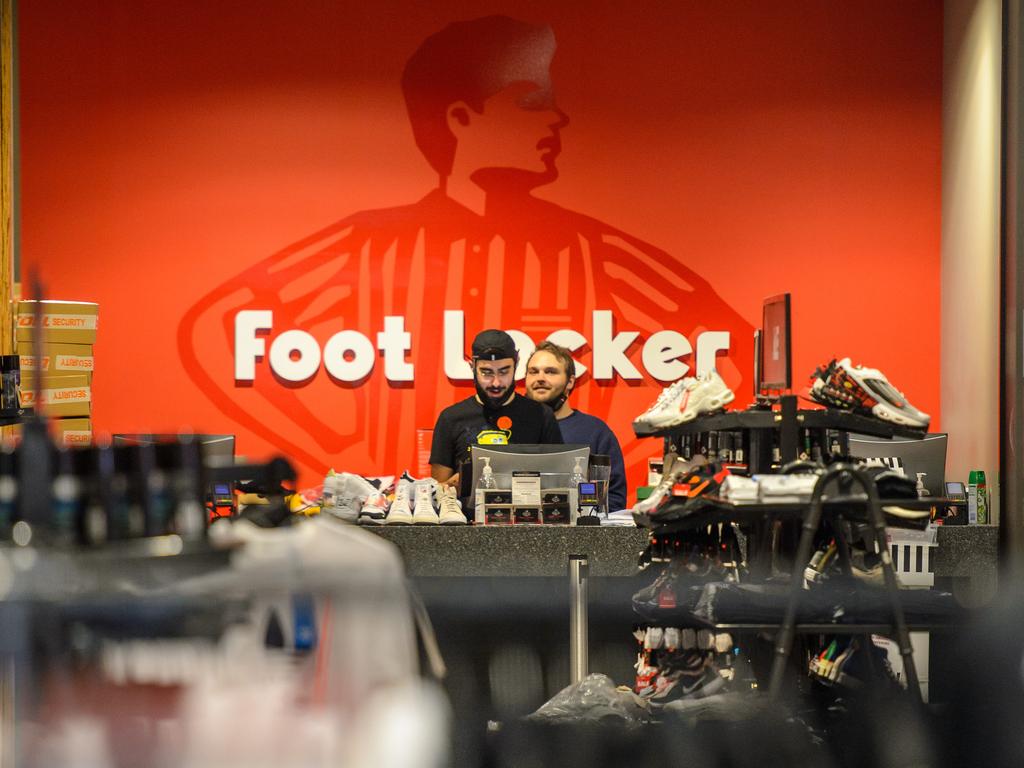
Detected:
[{"left": 0, "top": 0, "right": 12, "bottom": 355}]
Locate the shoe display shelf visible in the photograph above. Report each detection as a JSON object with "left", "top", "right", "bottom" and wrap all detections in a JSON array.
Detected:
[
  {"left": 633, "top": 394, "right": 927, "bottom": 475},
  {"left": 0, "top": 407, "right": 30, "bottom": 426},
  {"left": 631, "top": 397, "right": 944, "bottom": 703}
]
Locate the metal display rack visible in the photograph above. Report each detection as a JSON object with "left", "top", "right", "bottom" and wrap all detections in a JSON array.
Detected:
[{"left": 631, "top": 397, "right": 942, "bottom": 703}]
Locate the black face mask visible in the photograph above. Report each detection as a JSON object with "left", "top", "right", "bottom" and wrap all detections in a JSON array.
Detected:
[{"left": 543, "top": 390, "right": 569, "bottom": 413}]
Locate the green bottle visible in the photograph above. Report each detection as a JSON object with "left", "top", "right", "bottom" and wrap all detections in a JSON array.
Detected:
[{"left": 968, "top": 470, "right": 988, "bottom": 525}]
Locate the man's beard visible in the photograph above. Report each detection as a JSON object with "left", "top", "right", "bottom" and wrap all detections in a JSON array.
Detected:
[{"left": 475, "top": 378, "right": 516, "bottom": 412}]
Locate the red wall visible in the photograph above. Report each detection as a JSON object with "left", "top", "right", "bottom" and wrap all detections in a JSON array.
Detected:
[{"left": 18, "top": 1, "right": 942, "bottom": 491}]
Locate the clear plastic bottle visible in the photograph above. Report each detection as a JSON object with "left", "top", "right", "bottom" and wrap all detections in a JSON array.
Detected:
[
  {"left": 915, "top": 472, "right": 930, "bottom": 498},
  {"left": 570, "top": 456, "right": 585, "bottom": 489},
  {"left": 570, "top": 456, "right": 586, "bottom": 522},
  {"left": 480, "top": 457, "right": 497, "bottom": 490},
  {"left": 475, "top": 457, "right": 497, "bottom": 521}
]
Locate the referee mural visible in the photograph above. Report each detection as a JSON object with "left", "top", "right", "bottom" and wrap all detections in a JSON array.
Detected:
[
  {"left": 18, "top": 2, "right": 943, "bottom": 489},
  {"left": 179, "top": 15, "right": 753, "bottom": 485}
]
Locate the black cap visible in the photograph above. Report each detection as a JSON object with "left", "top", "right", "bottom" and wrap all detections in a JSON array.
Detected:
[{"left": 471, "top": 329, "right": 517, "bottom": 361}]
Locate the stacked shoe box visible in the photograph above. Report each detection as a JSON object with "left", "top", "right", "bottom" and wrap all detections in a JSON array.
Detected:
[{"left": 15, "top": 300, "right": 97, "bottom": 446}]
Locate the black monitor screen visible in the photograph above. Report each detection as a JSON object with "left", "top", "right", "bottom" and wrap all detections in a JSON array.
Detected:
[
  {"left": 760, "top": 293, "right": 792, "bottom": 391},
  {"left": 847, "top": 432, "right": 947, "bottom": 497},
  {"left": 112, "top": 433, "right": 235, "bottom": 467}
]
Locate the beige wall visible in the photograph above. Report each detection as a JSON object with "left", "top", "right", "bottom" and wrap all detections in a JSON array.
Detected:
[{"left": 942, "top": 0, "right": 1002, "bottom": 521}]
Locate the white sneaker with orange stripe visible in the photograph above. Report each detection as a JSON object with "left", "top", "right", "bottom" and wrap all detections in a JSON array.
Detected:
[{"left": 640, "top": 369, "right": 735, "bottom": 430}]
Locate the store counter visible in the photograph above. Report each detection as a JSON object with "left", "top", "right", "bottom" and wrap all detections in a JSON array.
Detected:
[
  {"left": 368, "top": 523, "right": 997, "bottom": 584},
  {"left": 368, "top": 525, "right": 647, "bottom": 577},
  {"left": 933, "top": 524, "right": 999, "bottom": 605}
]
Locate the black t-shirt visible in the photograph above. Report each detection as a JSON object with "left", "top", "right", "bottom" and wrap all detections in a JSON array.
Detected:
[{"left": 429, "top": 393, "right": 564, "bottom": 471}]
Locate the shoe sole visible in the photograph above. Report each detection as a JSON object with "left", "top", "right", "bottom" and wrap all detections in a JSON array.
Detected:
[
  {"left": 384, "top": 508, "right": 414, "bottom": 525},
  {"left": 439, "top": 517, "right": 467, "bottom": 525},
  {"left": 871, "top": 402, "right": 929, "bottom": 428}
]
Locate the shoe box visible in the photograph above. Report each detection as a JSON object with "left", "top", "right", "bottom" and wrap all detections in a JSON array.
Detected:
[
  {"left": 4, "top": 417, "right": 93, "bottom": 448},
  {"left": 16, "top": 300, "right": 99, "bottom": 345},
  {"left": 16, "top": 341, "right": 94, "bottom": 381},
  {"left": 19, "top": 372, "right": 92, "bottom": 418},
  {"left": 51, "top": 417, "right": 93, "bottom": 446},
  {"left": 13, "top": 300, "right": 98, "bottom": 430}
]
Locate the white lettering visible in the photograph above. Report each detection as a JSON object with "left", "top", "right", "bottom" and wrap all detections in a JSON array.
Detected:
[
  {"left": 641, "top": 330, "right": 692, "bottom": 381},
  {"left": 324, "top": 331, "right": 375, "bottom": 382},
  {"left": 546, "top": 329, "right": 589, "bottom": 377},
  {"left": 230, "top": 309, "right": 734, "bottom": 387},
  {"left": 269, "top": 330, "right": 320, "bottom": 382},
  {"left": 696, "top": 331, "right": 731, "bottom": 376},
  {"left": 376, "top": 316, "right": 414, "bottom": 382},
  {"left": 443, "top": 311, "right": 473, "bottom": 380},
  {"left": 591, "top": 310, "right": 641, "bottom": 380},
  {"left": 234, "top": 310, "right": 273, "bottom": 381}
]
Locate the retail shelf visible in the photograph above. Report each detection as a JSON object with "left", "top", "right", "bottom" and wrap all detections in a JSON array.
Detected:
[
  {"left": 634, "top": 495, "right": 942, "bottom": 532},
  {"left": 640, "top": 622, "right": 960, "bottom": 634},
  {"left": 0, "top": 407, "right": 30, "bottom": 427},
  {"left": 632, "top": 406, "right": 929, "bottom": 441}
]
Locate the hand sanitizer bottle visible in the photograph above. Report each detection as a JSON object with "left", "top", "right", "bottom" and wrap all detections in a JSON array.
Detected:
[
  {"left": 915, "top": 472, "right": 929, "bottom": 498},
  {"left": 475, "top": 457, "right": 496, "bottom": 523},
  {"left": 570, "top": 456, "right": 585, "bottom": 523}
]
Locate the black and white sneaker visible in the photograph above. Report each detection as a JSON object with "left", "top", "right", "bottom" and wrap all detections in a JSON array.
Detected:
[{"left": 810, "top": 357, "right": 929, "bottom": 429}]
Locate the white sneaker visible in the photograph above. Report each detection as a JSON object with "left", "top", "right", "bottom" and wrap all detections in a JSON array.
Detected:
[
  {"left": 437, "top": 486, "right": 467, "bottom": 525},
  {"left": 634, "top": 378, "right": 693, "bottom": 429},
  {"left": 641, "top": 370, "right": 735, "bottom": 430},
  {"left": 358, "top": 490, "right": 389, "bottom": 525},
  {"left": 385, "top": 480, "right": 414, "bottom": 525},
  {"left": 412, "top": 480, "right": 439, "bottom": 525}
]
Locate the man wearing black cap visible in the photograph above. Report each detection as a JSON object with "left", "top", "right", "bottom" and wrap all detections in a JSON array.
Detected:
[{"left": 429, "top": 329, "right": 563, "bottom": 484}]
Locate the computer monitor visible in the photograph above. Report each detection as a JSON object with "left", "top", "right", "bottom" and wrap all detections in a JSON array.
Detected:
[
  {"left": 112, "top": 434, "right": 235, "bottom": 468},
  {"left": 467, "top": 443, "right": 590, "bottom": 508},
  {"left": 847, "top": 432, "right": 947, "bottom": 497},
  {"left": 759, "top": 293, "right": 792, "bottom": 392}
]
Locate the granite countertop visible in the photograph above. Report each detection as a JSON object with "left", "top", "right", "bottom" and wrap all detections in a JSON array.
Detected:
[
  {"left": 367, "top": 523, "right": 999, "bottom": 583},
  {"left": 367, "top": 526, "right": 648, "bottom": 577},
  {"left": 932, "top": 524, "right": 998, "bottom": 577}
]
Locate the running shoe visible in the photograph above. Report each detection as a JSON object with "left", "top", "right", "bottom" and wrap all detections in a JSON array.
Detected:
[
  {"left": 645, "top": 464, "right": 733, "bottom": 523},
  {"left": 634, "top": 378, "right": 693, "bottom": 429},
  {"left": 384, "top": 480, "right": 414, "bottom": 525},
  {"left": 809, "top": 357, "right": 930, "bottom": 429},
  {"left": 412, "top": 479, "right": 439, "bottom": 525},
  {"left": 357, "top": 490, "right": 389, "bottom": 525},
  {"left": 633, "top": 454, "right": 707, "bottom": 515},
  {"left": 437, "top": 485, "right": 467, "bottom": 525},
  {"left": 635, "top": 370, "right": 735, "bottom": 430},
  {"left": 653, "top": 666, "right": 727, "bottom": 704}
]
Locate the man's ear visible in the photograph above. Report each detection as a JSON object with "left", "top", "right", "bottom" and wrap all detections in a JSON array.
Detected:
[
  {"left": 566, "top": 374, "right": 576, "bottom": 397},
  {"left": 446, "top": 101, "right": 473, "bottom": 132}
]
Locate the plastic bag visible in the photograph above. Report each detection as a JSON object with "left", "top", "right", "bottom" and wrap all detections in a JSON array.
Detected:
[{"left": 528, "top": 673, "right": 653, "bottom": 726}]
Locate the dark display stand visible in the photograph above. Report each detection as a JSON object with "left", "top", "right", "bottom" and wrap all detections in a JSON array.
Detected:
[
  {"left": 631, "top": 399, "right": 941, "bottom": 702},
  {"left": 634, "top": 394, "right": 928, "bottom": 474}
]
